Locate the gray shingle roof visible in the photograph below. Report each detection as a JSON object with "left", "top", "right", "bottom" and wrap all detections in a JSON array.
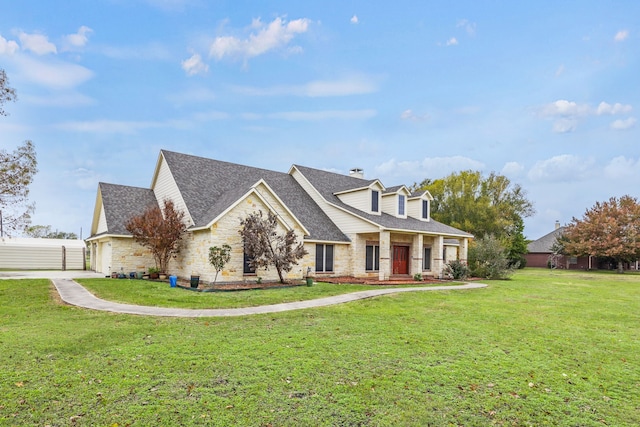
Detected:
[
  {"left": 161, "top": 150, "right": 349, "bottom": 242},
  {"left": 99, "top": 183, "right": 157, "bottom": 235},
  {"left": 527, "top": 226, "right": 566, "bottom": 253},
  {"left": 293, "top": 165, "right": 473, "bottom": 238}
]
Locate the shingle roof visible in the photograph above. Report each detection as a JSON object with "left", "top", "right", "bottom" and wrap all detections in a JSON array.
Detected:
[
  {"left": 161, "top": 150, "right": 349, "bottom": 242},
  {"left": 293, "top": 165, "right": 474, "bottom": 238},
  {"left": 99, "top": 183, "right": 157, "bottom": 235},
  {"left": 527, "top": 226, "right": 566, "bottom": 253}
]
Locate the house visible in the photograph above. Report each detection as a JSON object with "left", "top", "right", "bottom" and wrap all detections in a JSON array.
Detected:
[
  {"left": 525, "top": 222, "right": 639, "bottom": 270},
  {"left": 87, "top": 150, "right": 473, "bottom": 282}
]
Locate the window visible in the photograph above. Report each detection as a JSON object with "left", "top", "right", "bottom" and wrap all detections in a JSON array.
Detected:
[
  {"left": 243, "top": 246, "right": 256, "bottom": 274},
  {"left": 423, "top": 247, "right": 432, "bottom": 270},
  {"left": 398, "top": 195, "right": 405, "bottom": 216},
  {"left": 315, "top": 244, "right": 334, "bottom": 272},
  {"left": 371, "top": 190, "right": 379, "bottom": 212},
  {"left": 365, "top": 244, "right": 380, "bottom": 271},
  {"left": 422, "top": 200, "right": 429, "bottom": 219}
]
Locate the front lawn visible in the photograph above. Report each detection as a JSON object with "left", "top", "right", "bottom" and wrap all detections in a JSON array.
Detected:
[{"left": 1, "top": 269, "right": 639, "bottom": 426}]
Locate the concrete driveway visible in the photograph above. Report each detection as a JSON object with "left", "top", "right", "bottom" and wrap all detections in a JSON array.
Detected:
[{"left": 0, "top": 270, "right": 105, "bottom": 279}]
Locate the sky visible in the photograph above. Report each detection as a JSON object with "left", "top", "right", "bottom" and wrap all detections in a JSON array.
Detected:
[{"left": 1, "top": 0, "right": 638, "bottom": 241}]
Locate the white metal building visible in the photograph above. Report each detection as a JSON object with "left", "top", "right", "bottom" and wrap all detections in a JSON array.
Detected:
[{"left": 0, "top": 237, "right": 87, "bottom": 270}]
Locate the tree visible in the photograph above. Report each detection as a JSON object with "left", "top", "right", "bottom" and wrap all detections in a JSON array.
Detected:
[
  {"left": 0, "top": 140, "right": 38, "bottom": 237},
  {"left": 208, "top": 244, "right": 232, "bottom": 284},
  {"left": 0, "top": 69, "right": 17, "bottom": 116},
  {"left": 563, "top": 195, "right": 640, "bottom": 273},
  {"left": 239, "top": 210, "right": 307, "bottom": 284},
  {"left": 24, "top": 224, "right": 78, "bottom": 239},
  {"left": 414, "top": 170, "right": 534, "bottom": 267},
  {"left": 125, "top": 199, "right": 187, "bottom": 274},
  {"left": 467, "top": 234, "right": 516, "bottom": 279}
]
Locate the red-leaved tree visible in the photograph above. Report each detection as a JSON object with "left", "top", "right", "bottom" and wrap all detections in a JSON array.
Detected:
[
  {"left": 563, "top": 195, "right": 640, "bottom": 273},
  {"left": 125, "top": 199, "right": 187, "bottom": 273},
  {"left": 239, "top": 210, "right": 307, "bottom": 283}
]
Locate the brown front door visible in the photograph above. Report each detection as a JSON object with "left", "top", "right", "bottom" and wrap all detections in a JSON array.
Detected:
[{"left": 392, "top": 246, "right": 409, "bottom": 275}]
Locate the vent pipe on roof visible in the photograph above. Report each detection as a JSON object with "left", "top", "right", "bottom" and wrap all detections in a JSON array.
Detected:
[
  {"left": 349, "top": 168, "right": 364, "bottom": 179},
  {"left": 555, "top": 220, "right": 560, "bottom": 230}
]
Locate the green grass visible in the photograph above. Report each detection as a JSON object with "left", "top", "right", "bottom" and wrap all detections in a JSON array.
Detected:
[
  {"left": 1, "top": 269, "right": 639, "bottom": 426},
  {"left": 75, "top": 278, "right": 446, "bottom": 309}
]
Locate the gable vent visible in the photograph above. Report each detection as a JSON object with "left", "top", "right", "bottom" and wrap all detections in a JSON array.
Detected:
[{"left": 349, "top": 168, "right": 364, "bottom": 179}]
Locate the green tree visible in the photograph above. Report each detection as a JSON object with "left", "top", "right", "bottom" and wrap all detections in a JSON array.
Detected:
[
  {"left": 0, "top": 69, "right": 17, "bottom": 116},
  {"left": 468, "top": 235, "right": 515, "bottom": 279},
  {"left": 0, "top": 140, "right": 38, "bottom": 237},
  {"left": 208, "top": 244, "right": 232, "bottom": 284},
  {"left": 125, "top": 199, "right": 187, "bottom": 274},
  {"left": 24, "top": 224, "right": 78, "bottom": 239},
  {"left": 415, "top": 170, "right": 534, "bottom": 267},
  {"left": 563, "top": 195, "right": 640, "bottom": 273},
  {"left": 239, "top": 210, "right": 307, "bottom": 284}
]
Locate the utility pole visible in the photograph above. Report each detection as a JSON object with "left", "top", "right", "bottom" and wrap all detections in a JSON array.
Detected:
[{"left": 0, "top": 209, "right": 3, "bottom": 237}]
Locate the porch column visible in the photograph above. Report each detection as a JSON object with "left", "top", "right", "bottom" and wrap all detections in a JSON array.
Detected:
[
  {"left": 432, "top": 235, "right": 444, "bottom": 278},
  {"left": 460, "top": 238, "right": 469, "bottom": 264},
  {"left": 411, "top": 234, "right": 423, "bottom": 277},
  {"left": 379, "top": 230, "right": 391, "bottom": 281}
]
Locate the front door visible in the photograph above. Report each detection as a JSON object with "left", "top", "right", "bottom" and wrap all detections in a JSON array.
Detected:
[{"left": 392, "top": 245, "right": 409, "bottom": 275}]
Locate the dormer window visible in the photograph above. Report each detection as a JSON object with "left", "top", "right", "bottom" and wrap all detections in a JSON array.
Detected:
[
  {"left": 398, "top": 195, "right": 405, "bottom": 216},
  {"left": 371, "top": 190, "right": 379, "bottom": 213},
  {"left": 422, "top": 199, "right": 429, "bottom": 219}
]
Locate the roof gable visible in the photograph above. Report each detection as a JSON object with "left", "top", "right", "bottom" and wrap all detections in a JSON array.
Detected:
[{"left": 95, "top": 183, "right": 157, "bottom": 236}]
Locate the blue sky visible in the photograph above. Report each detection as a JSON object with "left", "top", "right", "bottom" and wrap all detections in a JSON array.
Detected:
[{"left": 1, "top": 0, "right": 638, "bottom": 240}]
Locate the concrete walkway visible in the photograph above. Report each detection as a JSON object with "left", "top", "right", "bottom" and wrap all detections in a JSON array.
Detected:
[{"left": 51, "top": 278, "right": 488, "bottom": 317}]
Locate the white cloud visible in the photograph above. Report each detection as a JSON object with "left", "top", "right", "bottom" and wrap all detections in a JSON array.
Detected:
[
  {"left": 23, "top": 92, "right": 95, "bottom": 107},
  {"left": 209, "top": 17, "right": 310, "bottom": 61},
  {"left": 555, "top": 64, "right": 565, "bottom": 77},
  {"left": 445, "top": 37, "right": 458, "bottom": 46},
  {"left": 0, "top": 35, "right": 19, "bottom": 55},
  {"left": 501, "top": 162, "right": 525, "bottom": 177},
  {"left": 56, "top": 119, "right": 165, "bottom": 134},
  {"left": 350, "top": 15, "right": 359, "bottom": 24},
  {"left": 193, "top": 110, "right": 230, "bottom": 121},
  {"left": 614, "top": 29, "right": 629, "bottom": 42},
  {"left": 400, "top": 109, "right": 429, "bottom": 122},
  {"left": 233, "top": 76, "right": 378, "bottom": 97},
  {"left": 596, "top": 101, "right": 632, "bottom": 115},
  {"left": 528, "top": 154, "right": 594, "bottom": 183},
  {"left": 610, "top": 117, "right": 636, "bottom": 130},
  {"left": 540, "top": 100, "right": 591, "bottom": 117},
  {"left": 552, "top": 118, "right": 577, "bottom": 133},
  {"left": 181, "top": 53, "right": 209, "bottom": 76},
  {"left": 66, "top": 167, "right": 103, "bottom": 190},
  {"left": 19, "top": 31, "right": 57, "bottom": 55},
  {"left": 603, "top": 156, "right": 640, "bottom": 179},
  {"left": 375, "top": 156, "right": 485, "bottom": 181},
  {"left": 168, "top": 87, "right": 217, "bottom": 104},
  {"left": 14, "top": 55, "right": 93, "bottom": 89},
  {"left": 456, "top": 19, "right": 476, "bottom": 36},
  {"left": 62, "top": 26, "right": 93, "bottom": 49},
  {"left": 267, "top": 109, "right": 376, "bottom": 121}
]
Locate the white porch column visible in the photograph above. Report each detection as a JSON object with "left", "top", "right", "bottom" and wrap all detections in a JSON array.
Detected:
[
  {"left": 379, "top": 230, "right": 391, "bottom": 281},
  {"left": 460, "top": 238, "right": 469, "bottom": 264},
  {"left": 411, "top": 234, "right": 423, "bottom": 277},
  {"left": 432, "top": 235, "right": 444, "bottom": 278}
]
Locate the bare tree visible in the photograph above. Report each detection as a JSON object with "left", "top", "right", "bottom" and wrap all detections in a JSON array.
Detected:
[{"left": 239, "top": 210, "right": 307, "bottom": 283}]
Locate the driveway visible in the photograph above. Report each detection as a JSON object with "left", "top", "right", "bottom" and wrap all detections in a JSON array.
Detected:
[{"left": 0, "top": 270, "right": 105, "bottom": 279}]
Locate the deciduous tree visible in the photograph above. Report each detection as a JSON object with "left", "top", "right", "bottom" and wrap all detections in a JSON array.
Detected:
[
  {"left": 415, "top": 170, "right": 534, "bottom": 267},
  {"left": 239, "top": 210, "right": 307, "bottom": 284},
  {"left": 208, "top": 244, "right": 232, "bottom": 284},
  {"left": 563, "top": 195, "right": 640, "bottom": 273},
  {"left": 24, "top": 224, "right": 78, "bottom": 239},
  {"left": 0, "top": 69, "right": 17, "bottom": 116},
  {"left": 125, "top": 199, "right": 187, "bottom": 274},
  {"left": 0, "top": 140, "right": 38, "bottom": 236}
]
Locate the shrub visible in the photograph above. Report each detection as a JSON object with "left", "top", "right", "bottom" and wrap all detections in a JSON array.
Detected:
[
  {"left": 468, "top": 235, "right": 515, "bottom": 279},
  {"left": 444, "top": 260, "right": 470, "bottom": 280}
]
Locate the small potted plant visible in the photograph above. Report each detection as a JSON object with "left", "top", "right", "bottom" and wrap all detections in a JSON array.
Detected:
[{"left": 148, "top": 267, "right": 160, "bottom": 280}]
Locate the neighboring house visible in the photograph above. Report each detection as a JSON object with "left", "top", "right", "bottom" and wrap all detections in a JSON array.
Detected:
[
  {"left": 87, "top": 150, "right": 473, "bottom": 282},
  {"left": 525, "top": 222, "right": 639, "bottom": 270}
]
